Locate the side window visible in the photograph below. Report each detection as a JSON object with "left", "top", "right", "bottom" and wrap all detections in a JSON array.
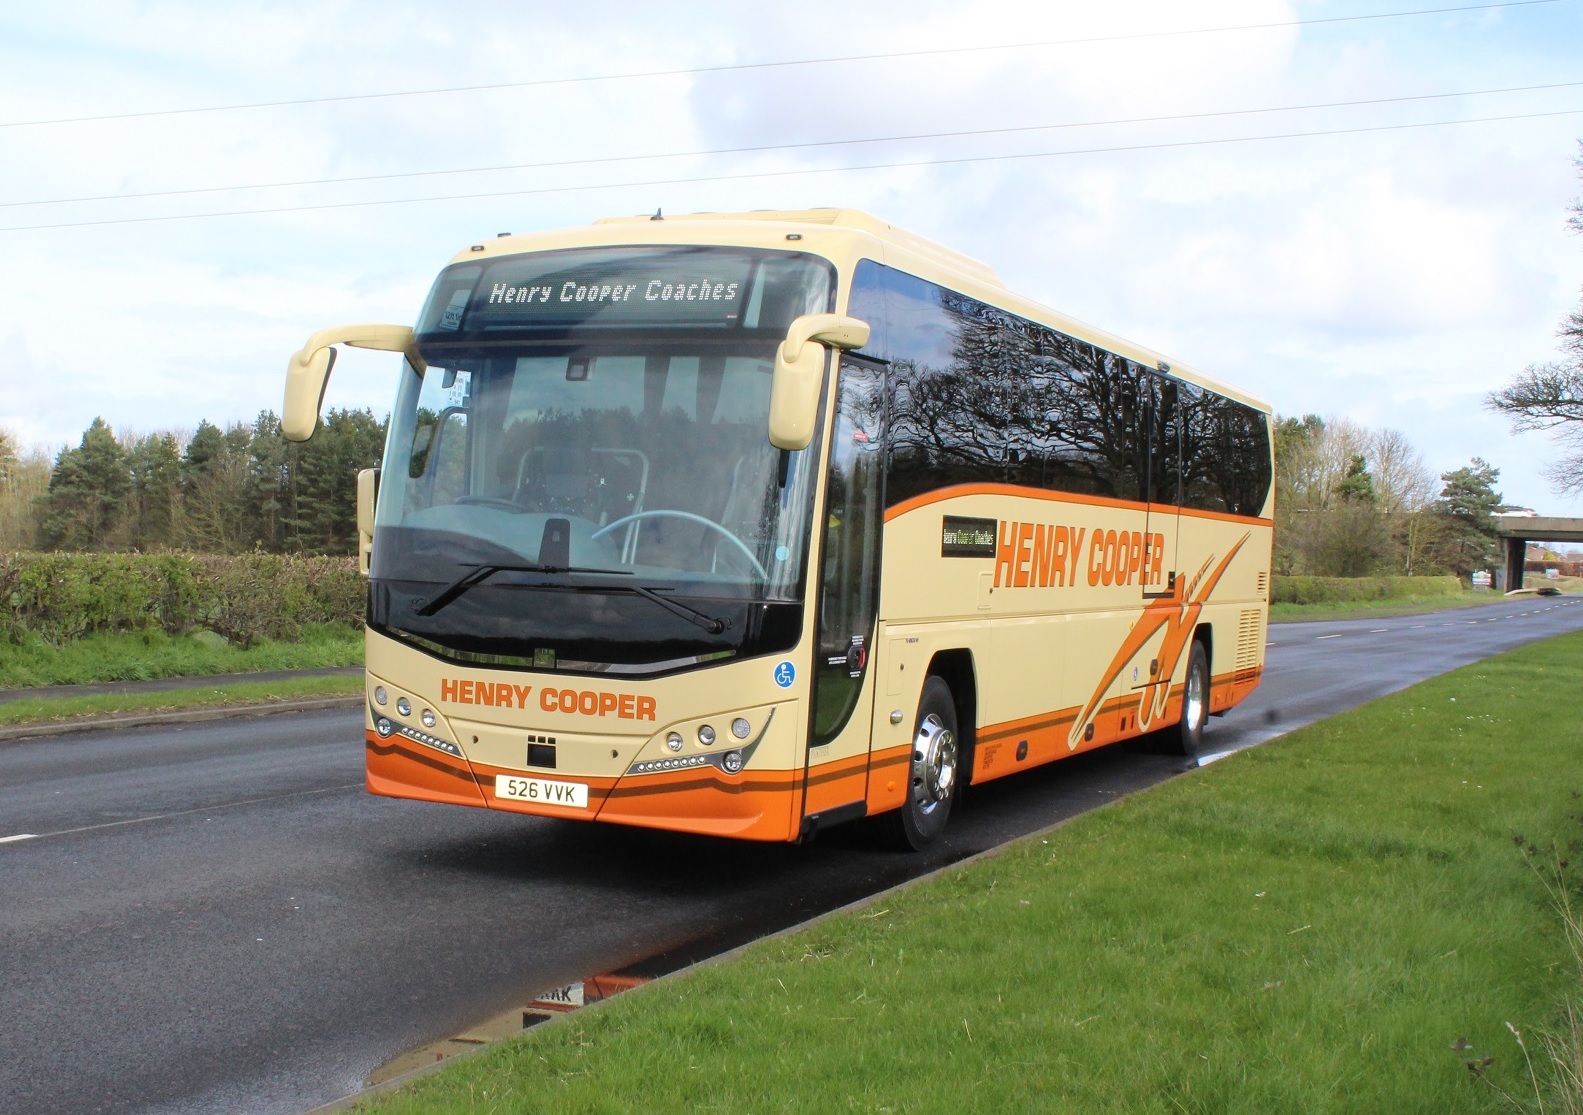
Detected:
[
  {"left": 863, "top": 259, "right": 1158, "bottom": 509},
  {"left": 810, "top": 358, "right": 885, "bottom": 747},
  {"left": 1179, "top": 383, "right": 1272, "bottom": 515},
  {"left": 1146, "top": 373, "right": 1180, "bottom": 506}
]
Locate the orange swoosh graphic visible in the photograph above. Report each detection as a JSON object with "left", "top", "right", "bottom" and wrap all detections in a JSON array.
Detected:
[{"left": 1067, "top": 532, "right": 1250, "bottom": 749}]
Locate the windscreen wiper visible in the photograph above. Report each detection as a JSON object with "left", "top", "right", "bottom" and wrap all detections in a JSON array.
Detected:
[
  {"left": 551, "top": 581, "right": 730, "bottom": 635},
  {"left": 413, "top": 562, "right": 630, "bottom": 617},
  {"left": 624, "top": 585, "right": 729, "bottom": 635}
]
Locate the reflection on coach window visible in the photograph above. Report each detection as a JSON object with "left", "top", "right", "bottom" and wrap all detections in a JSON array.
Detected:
[
  {"left": 878, "top": 266, "right": 1149, "bottom": 506},
  {"left": 1179, "top": 382, "right": 1272, "bottom": 516},
  {"left": 848, "top": 259, "right": 1269, "bottom": 517}
]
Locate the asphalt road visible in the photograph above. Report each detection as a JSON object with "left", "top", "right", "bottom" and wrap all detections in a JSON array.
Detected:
[{"left": 2, "top": 595, "right": 1580, "bottom": 1115}]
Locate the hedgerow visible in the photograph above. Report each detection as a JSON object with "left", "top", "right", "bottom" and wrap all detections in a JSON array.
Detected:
[
  {"left": 1272, "top": 573, "right": 1464, "bottom": 606},
  {"left": 0, "top": 551, "right": 363, "bottom": 648}
]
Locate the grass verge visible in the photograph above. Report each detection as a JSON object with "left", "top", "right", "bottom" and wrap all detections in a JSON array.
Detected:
[
  {"left": 1271, "top": 590, "right": 1514, "bottom": 623},
  {"left": 356, "top": 632, "right": 1583, "bottom": 1114},
  {"left": 0, "top": 624, "right": 363, "bottom": 689},
  {"left": 0, "top": 674, "right": 363, "bottom": 729}
]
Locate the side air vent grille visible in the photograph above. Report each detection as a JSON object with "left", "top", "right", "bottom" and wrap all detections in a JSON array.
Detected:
[{"left": 1236, "top": 608, "right": 1263, "bottom": 676}]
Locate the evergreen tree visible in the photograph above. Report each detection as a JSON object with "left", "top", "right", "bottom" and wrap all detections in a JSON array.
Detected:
[
  {"left": 126, "top": 432, "right": 182, "bottom": 549},
  {"left": 37, "top": 417, "right": 129, "bottom": 550},
  {"left": 244, "top": 410, "right": 291, "bottom": 552},
  {"left": 179, "top": 421, "right": 252, "bottom": 552},
  {"left": 284, "top": 408, "right": 387, "bottom": 554},
  {"left": 1432, "top": 457, "right": 1503, "bottom": 577}
]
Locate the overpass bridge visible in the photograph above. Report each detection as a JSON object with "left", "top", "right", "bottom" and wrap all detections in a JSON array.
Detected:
[{"left": 1494, "top": 517, "right": 1583, "bottom": 590}]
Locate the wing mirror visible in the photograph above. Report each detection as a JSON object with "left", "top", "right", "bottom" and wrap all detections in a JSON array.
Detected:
[
  {"left": 355, "top": 468, "right": 380, "bottom": 575},
  {"left": 768, "top": 313, "right": 871, "bottom": 451},
  {"left": 283, "top": 323, "right": 419, "bottom": 442}
]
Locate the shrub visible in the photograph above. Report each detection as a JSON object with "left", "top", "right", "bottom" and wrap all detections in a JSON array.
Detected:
[
  {"left": 1272, "top": 574, "right": 1463, "bottom": 606},
  {"left": 0, "top": 551, "right": 364, "bottom": 648}
]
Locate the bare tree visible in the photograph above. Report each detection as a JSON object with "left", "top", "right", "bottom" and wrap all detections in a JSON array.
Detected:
[
  {"left": 1488, "top": 144, "right": 1583, "bottom": 495},
  {"left": 0, "top": 429, "right": 50, "bottom": 551},
  {"left": 1368, "top": 427, "right": 1435, "bottom": 515}
]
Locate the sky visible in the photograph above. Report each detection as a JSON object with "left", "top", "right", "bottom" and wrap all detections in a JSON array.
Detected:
[{"left": 2, "top": 0, "right": 1583, "bottom": 513}]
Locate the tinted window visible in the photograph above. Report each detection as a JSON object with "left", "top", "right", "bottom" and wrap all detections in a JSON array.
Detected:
[
  {"left": 1179, "top": 382, "right": 1272, "bottom": 516},
  {"left": 850, "top": 260, "right": 1268, "bottom": 516},
  {"left": 862, "top": 264, "right": 1147, "bottom": 506}
]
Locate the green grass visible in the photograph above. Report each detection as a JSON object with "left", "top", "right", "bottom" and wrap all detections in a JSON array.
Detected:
[
  {"left": 0, "top": 624, "right": 363, "bottom": 689},
  {"left": 0, "top": 673, "right": 363, "bottom": 728},
  {"left": 1271, "top": 590, "right": 1512, "bottom": 623},
  {"left": 355, "top": 633, "right": 1583, "bottom": 1114}
]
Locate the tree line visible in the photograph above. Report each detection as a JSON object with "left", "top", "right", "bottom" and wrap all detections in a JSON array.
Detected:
[
  {"left": 1273, "top": 414, "right": 1506, "bottom": 579},
  {"left": 2, "top": 402, "right": 1510, "bottom": 580},
  {"left": 0, "top": 410, "right": 386, "bottom": 555}
]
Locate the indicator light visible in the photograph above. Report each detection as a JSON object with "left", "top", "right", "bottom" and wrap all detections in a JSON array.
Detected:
[
  {"left": 374, "top": 687, "right": 388, "bottom": 705},
  {"left": 732, "top": 718, "right": 751, "bottom": 739}
]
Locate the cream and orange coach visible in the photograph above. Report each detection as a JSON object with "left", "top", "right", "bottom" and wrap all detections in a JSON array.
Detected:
[{"left": 283, "top": 209, "right": 1273, "bottom": 849}]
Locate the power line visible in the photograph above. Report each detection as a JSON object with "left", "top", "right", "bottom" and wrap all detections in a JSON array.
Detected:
[
  {"left": 4, "top": 105, "right": 1579, "bottom": 234},
  {"left": 0, "top": 0, "right": 1563, "bottom": 130},
  {"left": 8, "top": 78, "right": 1580, "bottom": 210}
]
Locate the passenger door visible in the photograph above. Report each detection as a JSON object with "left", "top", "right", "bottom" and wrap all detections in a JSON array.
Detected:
[{"left": 802, "top": 356, "right": 885, "bottom": 822}]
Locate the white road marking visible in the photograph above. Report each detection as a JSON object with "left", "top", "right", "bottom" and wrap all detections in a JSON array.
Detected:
[
  {"left": 1196, "top": 749, "right": 1238, "bottom": 766},
  {"left": 19, "top": 783, "right": 363, "bottom": 842},
  {"left": 1368, "top": 628, "right": 1389, "bottom": 633},
  {"left": 1316, "top": 633, "right": 1344, "bottom": 640},
  {"left": 1411, "top": 625, "right": 1427, "bottom": 629},
  {"left": 0, "top": 833, "right": 38, "bottom": 844}
]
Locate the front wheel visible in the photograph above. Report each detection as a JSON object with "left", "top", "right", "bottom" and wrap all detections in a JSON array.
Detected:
[
  {"left": 1171, "top": 640, "right": 1210, "bottom": 757},
  {"left": 874, "top": 677, "right": 960, "bottom": 851}
]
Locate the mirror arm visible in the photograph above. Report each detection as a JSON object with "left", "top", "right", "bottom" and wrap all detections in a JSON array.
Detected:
[
  {"left": 283, "top": 323, "right": 418, "bottom": 443},
  {"left": 778, "top": 313, "right": 871, "bottom": 366}
]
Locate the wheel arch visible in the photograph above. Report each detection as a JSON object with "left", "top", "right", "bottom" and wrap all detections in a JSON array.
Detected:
[
  {"left": 925, "top": 648, "right": 978, "bottom": 785},
  {"left": 1192, "top": 621, "right": 1213, "bottom": 670}
]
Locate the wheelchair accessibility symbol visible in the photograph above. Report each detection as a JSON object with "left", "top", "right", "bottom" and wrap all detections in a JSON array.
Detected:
[{"left": 773, "top": 661, "right": 796, "bottom": 688}]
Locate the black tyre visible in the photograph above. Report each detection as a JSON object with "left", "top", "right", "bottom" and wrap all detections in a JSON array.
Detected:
[
  {"left": 1172, "top": 639, "right": 1210, "bottom": 757},
  {"left": 874, "top": 677, "right": 960, "bottom": 851}
]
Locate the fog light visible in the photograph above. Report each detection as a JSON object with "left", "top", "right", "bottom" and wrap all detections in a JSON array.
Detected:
[
  {"left": 731, "top": 718, "right": 751, "bottom": 739},
  {"left": 375, "top": 717, "right": 393, "bottom": 738},
  {"left": 374, "top": 687, "right": 388, "bottom": 706},
  {"left": 421, "top": 709, "right": 436, "bottom": 728},
  {"left": 666, "top": 732, "right": 684, "bottom": 752},
  {"left": 697, "top": 724, "right": 716, "bottom": 746},
  {"left": 722, "top": 750, "right": 744, "bottom": 774},
  {"left": 396, "top": 697, "right": 411, "bottom": 716}
]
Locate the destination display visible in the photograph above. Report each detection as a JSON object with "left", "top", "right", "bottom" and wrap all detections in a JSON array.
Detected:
[{"left": 420, "top": 248, "right": 764, "bottom": 333}]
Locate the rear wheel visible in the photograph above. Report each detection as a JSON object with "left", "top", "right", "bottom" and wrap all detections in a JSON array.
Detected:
[
  {"left": 1172, "top": 639, "right": 1210, "bottom": 756},
  {"left": 874, "top": 677, "right": 959, "bottom": 851}
]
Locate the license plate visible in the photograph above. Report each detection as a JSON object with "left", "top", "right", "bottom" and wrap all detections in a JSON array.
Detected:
[{"left": 495, "top": 775, "right": 588, "bottom": 809}]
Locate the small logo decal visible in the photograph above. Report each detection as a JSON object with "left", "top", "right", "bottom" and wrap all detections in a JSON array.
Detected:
[{"left": 773, "top": 661, "right": 796, "bottom": 688}]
